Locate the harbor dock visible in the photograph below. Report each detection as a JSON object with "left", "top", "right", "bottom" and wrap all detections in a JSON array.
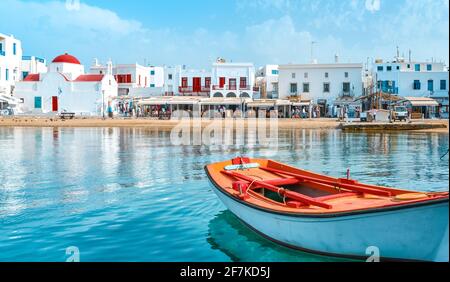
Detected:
[{"left": 340, "top": 121, "right": 448, "bottom": 131}]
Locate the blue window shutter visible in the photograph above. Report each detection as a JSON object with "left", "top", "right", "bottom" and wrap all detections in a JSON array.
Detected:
[{"left": 34, "top": 97, "right": 42, "bottom": 109}]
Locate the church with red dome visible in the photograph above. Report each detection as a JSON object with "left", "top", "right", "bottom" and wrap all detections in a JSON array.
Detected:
[{"left": 14, "top": 53, "right": 118, "bottom": 115}]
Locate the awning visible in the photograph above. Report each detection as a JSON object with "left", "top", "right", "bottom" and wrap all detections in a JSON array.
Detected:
[
  {"left": 138, "top": 99, "right": 172, "bottom": 106},
  {"left": 247, "top": 101, "right": 276, "bottom": 108},
  {"left": 292, "top": 102, "right": 312, "bottom": 106},
  {"left": 138, "top": 97, "right": 200, "bottom": 106},
  {"left": 401, "top": 97, "right": 439, "bottom": 107},
  {"left": 275, "top": 100, "right": 292, "bottom": 106},
  {"left": 200, "top": 98, "right": 246, "bottom": 105}
]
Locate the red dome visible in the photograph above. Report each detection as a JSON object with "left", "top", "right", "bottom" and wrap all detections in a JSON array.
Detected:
[{"left": 52, "top": 53, "right": 81, "bottom": 65}]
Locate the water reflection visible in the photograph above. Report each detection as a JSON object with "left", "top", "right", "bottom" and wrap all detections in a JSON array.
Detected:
[
  {"left": 207, "top": 211, "right": 351, "bottom": 262},
  {"left": 0, "top": 127, "right": 448, "bottom": 261}
]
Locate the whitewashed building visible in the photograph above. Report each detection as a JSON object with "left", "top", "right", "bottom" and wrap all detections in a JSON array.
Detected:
[
  {"left": 21, "top": 56, "right": 47, "bottom": 80},
  {"left": 162, "top": 65, "right": 180, "bottom": 96},
  {"left": 0, "top": 33, "right": 23, "bottom": 95},
  {"left": 90, "top": 61, "right": 164, "bottom": 97},
  {"left": 14, "top": 53, "right": 117, "bottom": 115},
  {"left": 256, "top": 65, "right": 279, "bottom": 99},
  {"left": 211, "top": 62, "right": 256, "bottom": 98},
  {"left": 373, "top": 58, "right": 449, "bottom": 117},
  {"left": 178, "top": 66, "right": 211, "bottom": 96},
  {"left": 278, "top": 63, "right": 363, "bottom": 116}
]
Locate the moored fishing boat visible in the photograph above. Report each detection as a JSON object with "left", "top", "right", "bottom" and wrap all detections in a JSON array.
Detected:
[{"left": 205, "top": 157, "right": 449, "bottom": 262}]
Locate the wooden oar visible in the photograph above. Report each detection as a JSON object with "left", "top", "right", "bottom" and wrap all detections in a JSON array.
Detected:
[
  {"left": 260, "top": 167, "right": 391, "bottom": 197},
  {"left": 221, "top": 170, "right": 333, "bottom": 209}
]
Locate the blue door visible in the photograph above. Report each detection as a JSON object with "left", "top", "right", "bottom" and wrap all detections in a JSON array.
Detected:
[{"left": 34, "top": 97, "right": 42, "bottom": 109}]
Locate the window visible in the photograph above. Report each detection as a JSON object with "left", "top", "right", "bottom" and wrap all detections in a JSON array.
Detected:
[
  {"left": 323, "top": 83, "right": 330, "bottom": 93},
  {"left": 324, "top": 72, "right": 329, "bottom": 78},
  {"left": 181, "top": 77, "right": 188, "bottom": 87},
  {"left": 22, "top": 71, "right": 29, "bottom": 80},
  {"left": 343, "top": 82, "right": 350, "bottom": 93},
  {"left": 13, "top": 43, "right": 16, "bottom": 55},
  {"left": 440, "top": 80, "right": 447, "bottom": 90},
  {"left": 407, "top": 64, "right": 411, "bottom": 69},
  {"left": 239, "top": 77, "right": 247, "bottom": 89},
  {"left": 427, "top": 64, "right": 432, "bottom": 71},
  {"left": 413, "top": 80, "right": 421, "bottom": 90},
  {"left": 205, "top": 77, "right": 211, "bottom": 88},
  {"left": 271, "top": 70, "right": 279, "bottom": 75},
  {"left": 34, "top": 97, "right": 42, "bottom": 109},
  {"left": 150, "top": 84, "right": 155, "bottom": 88},
  {"left": 290, "top": 83, "right": 297, "bottom": 93},
  {"left": 344, "top": 72, "right": 349, "bottom": 78},
  {"left": 304, "top": 72, "right": 308, "bottom": 79},
  {"left": 387, "top": 66, "right": 392, "bottom": 71},
  {"left": 396, "top": 66, "right": 400, "bottom": 70},
  {"left": 168, "top": 74, "right": 173, "bottom": 80},
  {"left": 229, "top": 78, "right": 237, "bottom": 90},
  {"left": 303, "top": 83, "right": 309, "bottom": 93},
  {"left": 415, "top": 64, "right": 420, "bottom": 71},
  {"left": 99, "top": 70, "right": 103, "bottom": 74},
  {"left": 5, "top": 68, "right": 9, "bottom": 81},
  {"left": 150, "top": 70, "right": 155, "bottom": 75},
  {"left": 291, "top": 73, "right": 296, "bottom": 79},
  {"left": 428, "top": 80, "right": 434, "bottom": 91},
  {"left": 377, "top": 66, "right": 383, "bottom": 71}
]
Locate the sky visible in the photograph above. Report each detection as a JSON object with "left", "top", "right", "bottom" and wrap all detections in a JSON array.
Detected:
[{"left": 1, "top": 0, "right": 449, "bottom": 69}]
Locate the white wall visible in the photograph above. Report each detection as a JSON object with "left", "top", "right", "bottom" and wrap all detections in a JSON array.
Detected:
[
  {"left": 14, "top": 70, "right": 117, "bottom": 115},
  {"left": 256, "top": 64, "right": 279, "bottom": 98},
  {"left": 163, "top": 65, "right": 180, "bottom": 95},
  {"left": 278, "top": 63, "right": 363, "bottom": 102},
  {"left": 49, "top": 62, "right": 84, "bottom": 81},
  {"left": 21, "top": 56, "right": 47, "bottom": 79},
  {"left": 374, "top": 61, "right": 449, "bottom": 99},
  {"left": 211, "top": 62, "right": 256, "bottom": 98},
  {"left": 0, "top": 33, "right": 23, "bottom": 94},
  {"left": 148, "top": 66, "right": 164, "bottom": 88}
]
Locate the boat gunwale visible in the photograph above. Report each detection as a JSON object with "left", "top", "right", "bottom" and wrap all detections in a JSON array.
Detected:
[{"left": 205, "top": 165, "right": 449, "bottom": 219}]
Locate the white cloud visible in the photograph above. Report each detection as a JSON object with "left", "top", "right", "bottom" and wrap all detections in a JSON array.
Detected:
[
  {"left": 0, "top": 0, "right": 447, "bottom": 67},
  {"left": 365, "top": 0, "right": 381, "bottom": 12},
  {"left": 245, "top": 16, "right": 313, "bottom": 63}
]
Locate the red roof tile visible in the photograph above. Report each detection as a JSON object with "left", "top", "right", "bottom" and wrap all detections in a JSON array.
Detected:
[
  {"left": 73, "top": 74, "right": 105, "bottom": 82},
  {"left": 23, "top": 74, "right": 40, "bottom": 82}
]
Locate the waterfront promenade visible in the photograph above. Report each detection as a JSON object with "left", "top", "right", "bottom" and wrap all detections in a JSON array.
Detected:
[{"left": 0, "top": 116, "right": 448, "bottom": 133}]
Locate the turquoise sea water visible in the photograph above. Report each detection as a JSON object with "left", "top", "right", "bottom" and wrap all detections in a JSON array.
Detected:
[{"left": 0, "top": 127, "right": 448, "bottom": 262}]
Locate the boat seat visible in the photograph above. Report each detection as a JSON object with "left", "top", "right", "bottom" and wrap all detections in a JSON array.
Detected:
[{"left": 258, "top": 177, "right": 300, "bottom": 186}]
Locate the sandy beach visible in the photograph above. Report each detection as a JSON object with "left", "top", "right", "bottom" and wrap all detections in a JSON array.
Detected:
[{"left": 0, "top": 116, "right": 448, "bottom": 133}]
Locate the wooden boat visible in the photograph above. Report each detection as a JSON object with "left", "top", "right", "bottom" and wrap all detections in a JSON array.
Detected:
[{"left": 205, "top": 157, "right": 449, "bottom": 262}]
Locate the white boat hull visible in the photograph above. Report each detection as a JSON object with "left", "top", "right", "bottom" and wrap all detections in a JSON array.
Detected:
[{"left": 211, "top": 184, "right": 449, "bottom": 262}]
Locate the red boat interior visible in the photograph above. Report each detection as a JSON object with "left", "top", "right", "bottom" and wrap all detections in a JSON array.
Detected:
[{"left": 206, "top": 157, "right": 449, "bottom": 214}]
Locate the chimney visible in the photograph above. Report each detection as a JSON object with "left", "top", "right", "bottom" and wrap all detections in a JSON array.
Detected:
[
  {"left": 335, "top": 53, "right": 339, "bottom": 63},
  {"left": 107, "top": 59, "right": 113, "bottom": 75}
]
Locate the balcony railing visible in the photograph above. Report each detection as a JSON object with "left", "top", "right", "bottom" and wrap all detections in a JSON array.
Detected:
[
  {"left": 212, "top": 85, "right": 252, "bottom": 91},
  {"left": 179, "top": 86, "right": 193, "bottom": 93},
  {"left": 179, "top": 86, "right": 211, "bottom": 94},
  {"left": 339, "top": 91, "right": 355, "bottom": 98}
]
